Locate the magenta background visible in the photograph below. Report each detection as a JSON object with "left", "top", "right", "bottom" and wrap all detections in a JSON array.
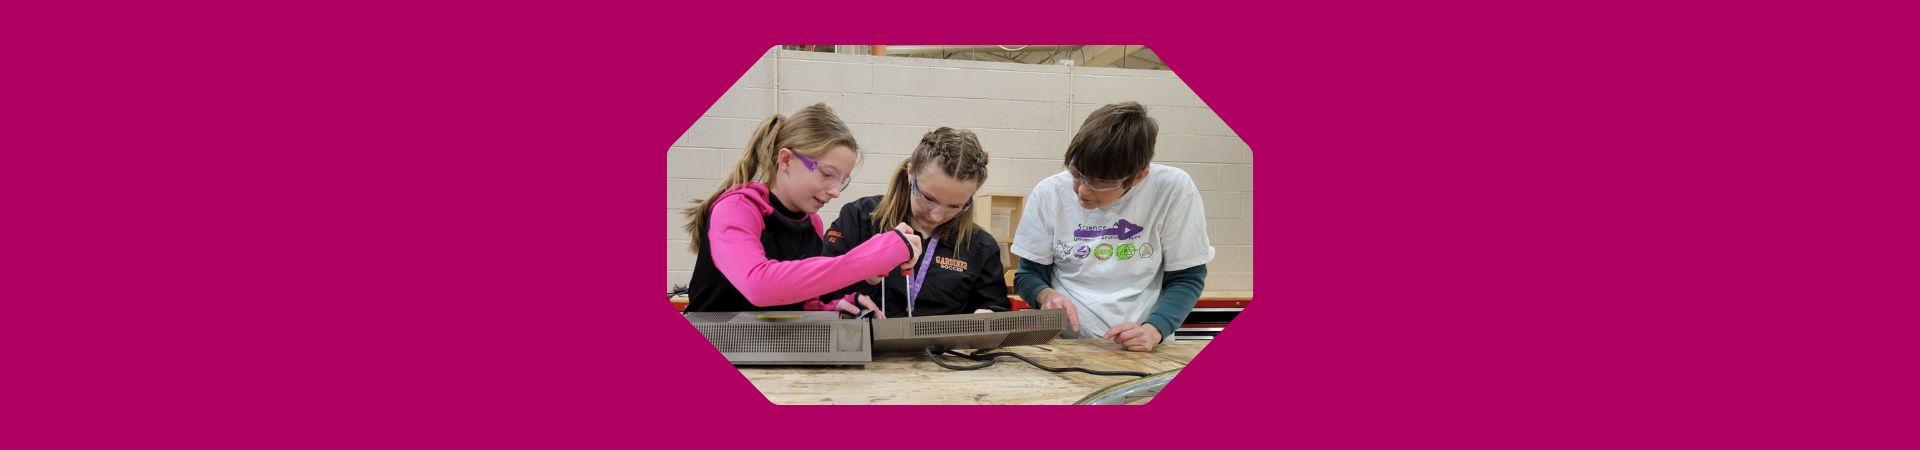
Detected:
[{"left": 5, "top": 1, "right": 1917, "bottom": 448}]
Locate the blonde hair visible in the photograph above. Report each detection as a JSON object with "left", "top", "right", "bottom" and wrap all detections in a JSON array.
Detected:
[
  {"left": 682, "top": 103, "right": 858, "bottom": 252},
  {"left": 870, "top": 127, "right": 989, "bottom": 253}
]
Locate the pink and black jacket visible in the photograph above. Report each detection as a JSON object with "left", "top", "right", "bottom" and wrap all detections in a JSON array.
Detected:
[{"left": 684, "top": 183, "right": 913, "bottom": 312}]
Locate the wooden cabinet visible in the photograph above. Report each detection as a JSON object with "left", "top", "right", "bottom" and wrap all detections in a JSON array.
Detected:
[{"left": 971, "top": 194, "right": 1025, "bottom": 288}]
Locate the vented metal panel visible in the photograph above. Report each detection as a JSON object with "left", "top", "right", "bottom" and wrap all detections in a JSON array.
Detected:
[
  {"left": 987, "top": 313, "right": 1064, "bottom": 332},
  {"left": 873, "top": 309, "right": 1068, "bottom": 352},
  {"left": 684, "top": 311, "right": 871, "bottom": 365},
  {"left": 699, "top": 323, "right": 832, "bottom": 353},
  {"left": 912, "top": 319, "right": 986, "bottom": 336}
]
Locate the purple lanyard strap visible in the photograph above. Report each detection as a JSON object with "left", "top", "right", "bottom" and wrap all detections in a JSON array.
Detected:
[{"left": 906, "top": 236, "right": 938, "bottom": 317}]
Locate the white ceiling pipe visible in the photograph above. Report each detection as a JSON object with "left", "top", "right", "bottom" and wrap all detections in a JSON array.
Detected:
[{"left": 880, "top": 45, "right": 1082, "bottom": 55}]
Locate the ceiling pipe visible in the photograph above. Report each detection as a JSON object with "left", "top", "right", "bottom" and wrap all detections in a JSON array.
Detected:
[{"left": 879, "top": 44, "right": 1082, "bottom": 55}]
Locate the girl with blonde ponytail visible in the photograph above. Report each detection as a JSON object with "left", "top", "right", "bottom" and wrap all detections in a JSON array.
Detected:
[
  {"left": 819, "top": 127, "right": 1009, "bottom": 318},
  {"left": 681, "top": 103, "right": 924, "bottom": 313}
]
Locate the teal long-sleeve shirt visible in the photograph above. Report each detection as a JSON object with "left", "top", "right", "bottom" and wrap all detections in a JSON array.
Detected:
[{"left": 1014, "top": 256, "right": 1207, "bottom": 339}]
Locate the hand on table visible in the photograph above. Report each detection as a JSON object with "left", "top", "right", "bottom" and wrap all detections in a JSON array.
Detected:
[{"left": 1103, "top": 322, "right": 1163, "bottom": 352}]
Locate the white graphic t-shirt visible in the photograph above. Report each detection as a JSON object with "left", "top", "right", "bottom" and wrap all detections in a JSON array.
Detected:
[{"left": 1011, "top": 164, "right": 1215, "bottom": 340}]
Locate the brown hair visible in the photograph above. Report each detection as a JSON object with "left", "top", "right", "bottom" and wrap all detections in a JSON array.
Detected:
[
  {"left": 1064, "top": 101, "right": 1158, "bottom": 182},
  {"left": 870, "top": 127, "right": 989, "bottom": 253},
  {"left": 682, "top": 103, "right": 858, "bottom": 252}
]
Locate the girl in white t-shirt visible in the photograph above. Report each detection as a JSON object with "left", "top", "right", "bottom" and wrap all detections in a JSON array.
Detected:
[{"left": 1010, "top": 102, "right": 1215, "bottom": 352}]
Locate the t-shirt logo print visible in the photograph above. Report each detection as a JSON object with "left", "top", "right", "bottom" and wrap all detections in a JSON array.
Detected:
[{"left": 1073, "top": 219, "right": 1145, "bottom": 240}]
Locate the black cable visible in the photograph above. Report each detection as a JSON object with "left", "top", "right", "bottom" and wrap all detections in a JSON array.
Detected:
[
  {"left": 960, "top": 349, "right": 1153, "bottom": 378},
  {"left": 924, "top": 347, "right": 996, "bottom": 370},
  {"left": 923, "top": 346, "right": 1151, "bottom": 378}
]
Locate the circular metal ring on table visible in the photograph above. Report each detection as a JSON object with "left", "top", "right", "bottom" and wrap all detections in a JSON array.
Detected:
[{"left": 1074, "top": 369, "right": 1182, "bottom": 405}]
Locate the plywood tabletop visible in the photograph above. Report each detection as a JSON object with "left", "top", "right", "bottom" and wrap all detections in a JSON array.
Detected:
[{"left": 739, "top": 339, "right": 1207, "bottom": 405}]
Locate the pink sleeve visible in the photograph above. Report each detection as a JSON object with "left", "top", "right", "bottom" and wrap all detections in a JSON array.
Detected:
[
  {"left": 792, "top": 212, "right": 848, "bottom": 311},
  {"left": 708, "top": 196, "right": 911, "bottom": 307}
]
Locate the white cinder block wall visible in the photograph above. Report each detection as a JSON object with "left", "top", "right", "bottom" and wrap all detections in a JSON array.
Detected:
[{"left": 669, "top": 48, "right": 1254, "bottom": 294}]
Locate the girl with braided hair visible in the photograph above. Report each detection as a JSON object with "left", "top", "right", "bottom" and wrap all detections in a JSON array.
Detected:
[{"left": 819, "top": 127, "right": 1011, "bottom": 318}]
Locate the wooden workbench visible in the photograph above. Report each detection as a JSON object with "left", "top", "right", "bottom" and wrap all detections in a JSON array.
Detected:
[{"left": 738, "top": 339, "right": 1207, "bottom": 405}]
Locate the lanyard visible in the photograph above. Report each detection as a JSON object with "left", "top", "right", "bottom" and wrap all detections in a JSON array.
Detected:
[{"left": 905, "top": 236, "right": 938, "bottom": 317}]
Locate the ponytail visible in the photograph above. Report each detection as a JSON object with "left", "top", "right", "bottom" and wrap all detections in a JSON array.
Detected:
[{"left": 682, "top": 104, "right": 857, "bottom": 253}]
